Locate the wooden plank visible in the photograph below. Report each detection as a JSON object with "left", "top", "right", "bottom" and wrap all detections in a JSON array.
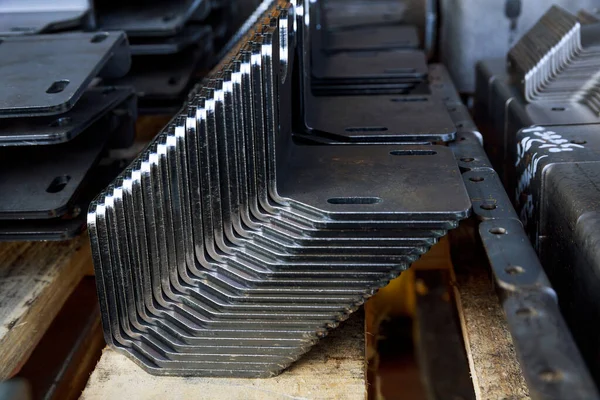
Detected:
[
  {"left": 15, "top": 277, "right": 105, "bottom": 400},
  {"left": 0, "top": 235, "right": 91, "bottom": 379},
  {"left": 452, "top": 228, "right": 530, "bottom": 400},
  {"left": 80, "top": 311, "right": 366, "bottom": 400}
]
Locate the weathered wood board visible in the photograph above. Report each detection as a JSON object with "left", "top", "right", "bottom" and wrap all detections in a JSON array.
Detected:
[
  {"left": 0, "top": 236, "right": 90, "bottom": 379},
  {"left": 80, "top": 312, "right": 366, "bottom": 400}
]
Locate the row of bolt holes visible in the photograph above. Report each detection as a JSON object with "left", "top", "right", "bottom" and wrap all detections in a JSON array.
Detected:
[
  {"left": 463, "top": 154, "right": 562, "bottom": 379},
  {"left": 451, "top": 107, "right": 565, "bottom": 383},
  {"left": 466, "top": 163, "right": 564, "bottom": 384}
]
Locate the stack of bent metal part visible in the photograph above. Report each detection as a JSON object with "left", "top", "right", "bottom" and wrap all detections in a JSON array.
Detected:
[
  {"left": 476, "top": 6, "right": 600, "bottom": 384},
  {"left": 89, "top": 0, "right": 472, "bottom": 376}
]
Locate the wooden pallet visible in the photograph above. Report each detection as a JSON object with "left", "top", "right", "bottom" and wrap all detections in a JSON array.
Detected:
[
  {"left": 81, "top": 312, "right": 366, "bottom": 400},
  {"left": 78, "top": 238, "right": 530, "bottom": 400},
  {"left": 0, "top": 197, "right": 529, "bottom": 400}
]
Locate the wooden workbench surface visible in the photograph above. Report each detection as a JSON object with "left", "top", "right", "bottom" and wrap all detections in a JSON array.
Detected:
[{"left": 80, "top": 312, "right": 367, "bottom": 400}]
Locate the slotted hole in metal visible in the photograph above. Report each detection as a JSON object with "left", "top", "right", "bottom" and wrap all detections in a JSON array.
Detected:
[
  {"left": 345, "top": 126, "right": 388, "bottom": 132},
  {"left": 91, "top": 33, "right": 109, "bottom": 43},
  {"left": 46, "top": 175, "right": 71, "bottom": 193},
  {"left": 390, "top": 150, "right": 437, "bottom": 156},
  {"left": 46, "top": 80, "right": 70, "bottom": 94},
  {"left": 327, "top": 197, "right": 382, "bottom": 205}
]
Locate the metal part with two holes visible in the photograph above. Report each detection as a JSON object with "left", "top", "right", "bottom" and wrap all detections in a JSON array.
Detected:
[
  {"left": 0, "top": 88, "right": 137, "bottom": 241},
  {"left": 301, "top": 4, "right": 457, "bottom": 143},
  {"left": 107, "top": 36, "right": 214, "bottom": 113},
  {"left": 0, "top": 86, "right": 133, "bottom": 146},
  {"left": 0, "top": 32, "right": 131, "bottom": 118}
]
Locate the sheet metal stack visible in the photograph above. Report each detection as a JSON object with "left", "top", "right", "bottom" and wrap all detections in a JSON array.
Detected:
[
  {"left": 89, "top": 0, "right": 471, "bottom": 376},
  {"left": 300, "top": 0, "right": 458, "bottom": 144},
  {"left": 476, "top": 6, "right": 600, "bottom": 190},
  {"left": 475, "top": 6, "right": 600, "bottom": 385},
  {"left": 97, "top": 0, "right": 218, "bottom": 113}
]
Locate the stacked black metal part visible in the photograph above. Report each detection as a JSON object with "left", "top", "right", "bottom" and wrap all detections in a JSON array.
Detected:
[
  {"left": 97, "top": 0, "right": 220, "bottom": 113},
  {"left": 85, "top": 2, "right": 600, "bottom": 395},
  {"left": 88, "top": 0, "right": 478, "bottom": 377},
  {"left": 0, "top": 0, "right": 261, "bottom": 241},
  {"left": 0, "top": 32, "right": 136, "bottom": 241},
  {"left": 0, "top": 0, "right": 257, "bottom": 114},
  {"left": 476, "top": 5, "right": 600, "bottom": 390}
]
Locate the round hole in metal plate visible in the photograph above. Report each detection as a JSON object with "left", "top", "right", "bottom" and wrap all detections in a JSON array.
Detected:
[
  {"left": 480, "top": 203, "right": 497, "bottom": 211},
  {"left": 46, "top": 175, "right": 71, "bottom": 193},
  {"left": 49, "top": 117, "right": 72, "bottom": 128},
  {"left": 390, "top": 150, "right": 437, "bottom": 156},
  {"left": 469, "top": 176, "right": 484, "bottom": 182},
  {"left": 344, "top": 126, "right": 388, "bottom": 132},
  {"left": 327, "top": 197, "right": 382, "bottom": 205},
  {"left": 571, "top": 139, "right": 587, "bottom": 145},
  {"left": 46, "top": 80, "right": 70, "bottom": 94},
  {"left": 489, "top": 227, "right": 507, "bottom": 235},
  {"left": 461, "top": 157, "right": 475, "bottom": 162},
  {"left": 91, "top": 33, "right": 109, "bottom": 43},
  {"left": 551, "top": 107, "right": 566, "bottom": 111}
]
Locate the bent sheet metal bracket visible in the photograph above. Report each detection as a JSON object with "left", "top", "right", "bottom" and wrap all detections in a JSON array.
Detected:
[
  {"left": 86, "top": 2, "right": 600, "bottom": 397},
  {"left": 88, "top": 0, "right": 471, "bottom": 377}
]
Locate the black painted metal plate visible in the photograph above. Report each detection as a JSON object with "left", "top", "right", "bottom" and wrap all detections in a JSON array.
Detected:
[
  {"left": 304, "top": 94, "right": 455, "bottom": 141},
  {"left": 279, "top": 145, "right": 470, "bottom": 219},
  {"left": 129, "top": 25, "right": 213, "bottom": 56},
  {"left": 0, "top": 87, "right": 134, "bottom": 146},
  {"left": 0, "top": 32, "right": 131, "bottom": 118},
  {"left": 0, "top": 119, "right": 111, "bottom": 220},
  {"left": 96, "top": 0, "right": 210, "bottom": 37}
]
